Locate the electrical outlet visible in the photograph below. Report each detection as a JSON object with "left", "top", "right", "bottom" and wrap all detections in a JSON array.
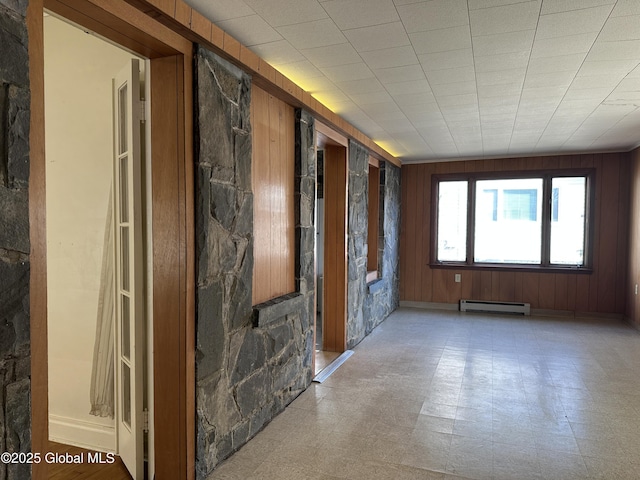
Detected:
[
  {"left": 455, "top": 274, "right": 461, "bottom": 283},
  {"left": 635, "top": 284, "right": 638, "bottom": 296}
]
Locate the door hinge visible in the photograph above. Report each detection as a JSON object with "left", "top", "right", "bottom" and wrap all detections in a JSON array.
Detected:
[
  {"left": 143, "top": 408, "right": 149, "bottom": 433},
  {"left": 140, "top": 100, "right": 146, "bottom": 123}
]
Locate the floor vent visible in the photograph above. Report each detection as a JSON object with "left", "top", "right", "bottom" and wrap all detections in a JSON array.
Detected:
[{"left": 460, "top": 299, "right": 530, "bottom": 315}]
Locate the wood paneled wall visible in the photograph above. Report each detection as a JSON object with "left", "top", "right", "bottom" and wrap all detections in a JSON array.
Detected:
[
  {"left": 252, "top": 86, "right": 295, "bottom": 305},
  {"left": 627, "top": 148, "right": 640, "bottom": 325},
  {"left": 400, "top": 153, "right": 630, "bottom": 314}
]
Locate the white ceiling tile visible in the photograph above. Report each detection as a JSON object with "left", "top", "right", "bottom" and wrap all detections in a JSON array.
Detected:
[
  {"left": 192, "top": 0, "right": 640, "bottom": 160},
  {"left": 244, "top": 0, "right": 327, "bottom": 27},
  {"left": 480, "top": 104, "right": 519, "bottom": 116},
  {"left": 419, "top": 49, "right": 474, "bottom": 71},
  {"left": 577, "top": 59, "right": 639, "bottom": 77},
  {"left": 276, "top": 61, "right": 323, "bottom": 81},
  {"left": 526, "top": 70, "right": 576, "bottom": 87},
  {"left": 312, "top": 89, "right": 350, "bottom": 105},
  {"left": 470, "top": 1, "right": 541, "bottom": 36},
  {"left": 397, "top": 0, "right": 469, "bottom": 33},
  {"left": 530, "top": 33, "right": 597, "bottom": 58},
  {"left": 216, "top": 15, "right": 282, "bottom": 46},
  {"left": 251, "top": 40, "right": 305, "bottom": 65},
  {"left": 476, "top": 68, "right": 526, "bottom": 86},
  {"left": 392, "top": 91, "right": 437, "bottom": 105},
  {"left": 322, "top": 62, "right": 374, "bottom": 82},
  {"left": 541, "top": 0, "right": 615, "bottom": 15},
  {"left": 343, "top": 22, "right": 410, "bottom": 52},
  {"left": 586, "top": 40, "right": 640, "bottom": 61},
  {"left": 360, "top": 46, "right": 418, "bottom": 70},
  {"left": 478, "top": 82, "right": 523, "bottom": 97},
  {"left": 301, "top": 43, "right": 361, "bottom": 68},
  {"left": 469, "top": 0, "right": 534, "bottom": 10},
  {"left": 187, "top": 0, "right": 254, "bottom": 22},
  {"left": 438, "top": 93, "right": 478, "bottom": 107},
  {"left": 472, "top": 30, "right": 535, "bottom": 57},
  {"left": 536, "top": 5, "right": 612, "bottom": 39},
  {"left": 278, "top": 19, "right": 346, "bottom": 49},
  {"left": 432, "top": 81, "right": 477, "bottom": 97},
  {"left": 360, "top": 102, "right": 402, "bottom": 117},
  {"left": 375, "top": 65, "right": 426, "bottom": 84},
  {"left": 426, "top": 66, "right": 476, "bottom": 85},
  {"left": 336, "top": 77, "right": 384, "bottom": 95},
  {"left": 321, "top": 0, "right": 399, "bottom": 29},
  {"left": 349, "top": 90, "right": 393, "bottom": 105},
  {"left": 570, "top": 74, "right": 625, "bottom": 89},
  {"left": 409, "top": 27, "right": 472, "bottom": 55},
  {"left": 599, "top": 15, "right": 640, "bottom": 41},
  {"left": 479, "top": 95, "right": 520, "bottom": 108},
  {"left": 611, "top": 0, "right": 640, "bottom": 17},
  {"left": 386, "top": 80, "right": 433, "bottom": 96},
  {"left": 474, "top": 51, "right": 529, "bottom": 72},
  {"left": 527, "top": 54, "right": 586, "bottom": 74},
  {"left": 563, "top": 87, "right": 611, "bottom": 101}
]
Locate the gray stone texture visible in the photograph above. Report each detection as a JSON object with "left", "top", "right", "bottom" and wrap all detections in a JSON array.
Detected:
[
  {"left": 0, "top": 4, "right": 31, "bottom": 480},
  {"left": 194, "top": 46, "right": 314, "bottom": 478},
  {"left": 346, "top": 141, "right": 401, "bottom": 348}
]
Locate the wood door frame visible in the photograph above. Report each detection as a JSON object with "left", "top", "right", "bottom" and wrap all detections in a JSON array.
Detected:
[
  {"left": 316, "top": 122, "right": 348, "bottom": 353},
  {"left": 28, "top": 1, "right": 195, "bottom": 478}
]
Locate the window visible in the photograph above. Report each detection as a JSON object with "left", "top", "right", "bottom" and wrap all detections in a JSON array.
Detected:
[{"left": 433, "top": 170, "right": 593, "bottom": 270}]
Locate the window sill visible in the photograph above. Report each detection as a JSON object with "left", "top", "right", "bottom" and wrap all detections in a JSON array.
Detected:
[{"left": 429, "top": 262, "right": 592, "bottom": 274}]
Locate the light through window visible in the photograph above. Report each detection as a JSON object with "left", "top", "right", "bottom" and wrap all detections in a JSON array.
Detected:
[{"left": 434, "top": 171, "right": 592, "bottom": 269}]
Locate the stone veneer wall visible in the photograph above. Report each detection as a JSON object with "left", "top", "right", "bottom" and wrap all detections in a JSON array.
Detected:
[
  {"left": 0, "top": 2, "right": 31, "bottom": 480},
  {"left": 346, "top": 140, "right": 400, "bottom": 348},
  {"left": 194, "top": 46, "right": 314, "bottom": 478}
]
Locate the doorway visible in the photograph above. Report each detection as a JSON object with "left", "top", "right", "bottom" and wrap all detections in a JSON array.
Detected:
[
  {"left": 314, "top": 124, "right": 348, "bottom": 375},
  {"left": 29, "top": 0, "right": 195, "bottom": 478},
  {"left": 44, "top": 13, "right": 149, "bottom": 478}
]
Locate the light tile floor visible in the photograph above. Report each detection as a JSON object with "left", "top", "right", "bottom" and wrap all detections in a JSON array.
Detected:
[{"left": 209, "top": 308, "right": 640, "bottom": 479}]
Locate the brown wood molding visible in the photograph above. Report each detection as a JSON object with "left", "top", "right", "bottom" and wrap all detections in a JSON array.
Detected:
[{"left": 27, "top": 0, "right": 49, "bottom": 477}]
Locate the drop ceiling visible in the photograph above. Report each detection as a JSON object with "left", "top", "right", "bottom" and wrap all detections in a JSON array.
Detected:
[{"left": 185, "top": 0, "right": 640, "bottom": 163}]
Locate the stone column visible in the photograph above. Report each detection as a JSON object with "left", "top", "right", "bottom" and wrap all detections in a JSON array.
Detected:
[{"left": 0, "top": 2, "right": 31, "bottom": 480}]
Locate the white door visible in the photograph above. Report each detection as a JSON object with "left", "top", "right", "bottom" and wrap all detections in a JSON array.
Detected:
[{"left": 113, "top": 58, "right": 144, "bottom": 479}]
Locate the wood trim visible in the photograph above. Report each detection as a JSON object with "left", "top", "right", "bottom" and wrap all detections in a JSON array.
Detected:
[
  {"left": 316, "top": 120, "right": 348, "bottom": 148},
  {"left": 45, "top": 0, "right": 191, "bottom": 57},
  {"left": 322, "top": 144, "right": 348, "bottom": 352},
  {"left": 150, "top": 54, "right": 194, "bottom": 480},
  {"left": 31, "top": 2, "right": 195, "bottom": 479},
  {"left": 27, "top": 0, "right": 49, "bottom": 477}
]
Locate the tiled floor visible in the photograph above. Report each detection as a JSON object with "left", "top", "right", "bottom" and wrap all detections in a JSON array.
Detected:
[{"left": 209, "top": 308, "right": 640, "bottom": 479}]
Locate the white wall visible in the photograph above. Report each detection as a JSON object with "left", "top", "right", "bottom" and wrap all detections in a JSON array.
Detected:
[{"left": 44, "top": 15, "right": 140, "bottom": 451}]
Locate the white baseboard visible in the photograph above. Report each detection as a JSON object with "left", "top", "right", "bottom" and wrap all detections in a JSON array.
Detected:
[{"left": 49, "top": 414, "right": 115, "bottom": 452}]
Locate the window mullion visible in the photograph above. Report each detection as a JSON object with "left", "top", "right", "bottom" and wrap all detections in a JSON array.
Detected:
[
  {"left": 541, "top": 175, "right": 551, "bottom": 266},
  {"left": 467, "top": 179, "right": 475, "bottom": 265}
]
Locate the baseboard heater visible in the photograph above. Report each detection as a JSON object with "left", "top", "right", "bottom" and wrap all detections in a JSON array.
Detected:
[{"left": 460, "top": 299, "right": 530, "bottom": 316}]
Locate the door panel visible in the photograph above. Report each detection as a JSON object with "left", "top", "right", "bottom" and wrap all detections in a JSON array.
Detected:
[{"left": 113, "top": 58, "right": 144, "bottom": 479}]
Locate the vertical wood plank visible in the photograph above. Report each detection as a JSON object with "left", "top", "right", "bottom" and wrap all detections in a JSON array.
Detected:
[
  {"left": 499, "top": 271, "right": 516, "bottom": 302},
  {"left": 28, "top": 0, "right": 49, "bottom": 477},
  {"left": 522, "top": 273, "right": 539, "bottom": 307},
  {"left": 420, "top": 165, "right": 434, "bottom": 302},
  {"left": 554, "top": 274, "right": 568, "bottom": 310},
  {"left": 539, "top": 274, "right": 556, "bottom": 309}
]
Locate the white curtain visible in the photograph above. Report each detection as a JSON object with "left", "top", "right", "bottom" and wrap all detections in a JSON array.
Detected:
[{"left": 90, "top": 188, "right": 115, "bottom": 418}]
